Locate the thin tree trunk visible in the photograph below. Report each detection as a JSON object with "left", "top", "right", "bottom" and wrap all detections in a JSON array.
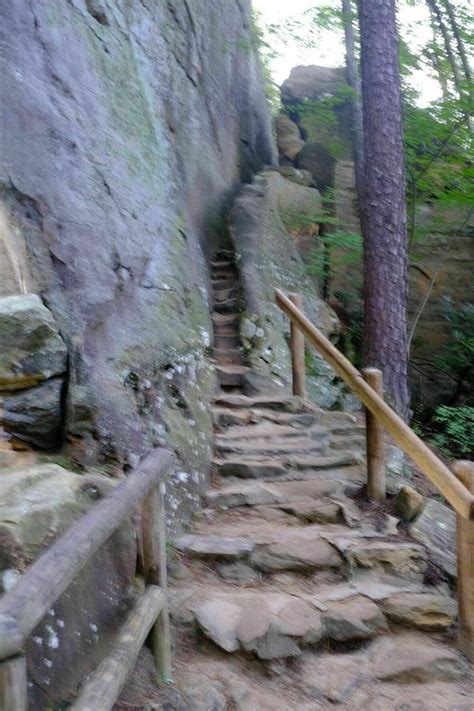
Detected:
[
  {"left": 358, "top": 0, "right": 410, "bottom": 420},
  {"left": 425, "top": 0, "right": 463, "bottom": 93},
  {"left": 441, "top": 0, "right": 471, "bottom": 82},
  {"left": 341, "top": 0, "right": 364, "bottom": 206}
]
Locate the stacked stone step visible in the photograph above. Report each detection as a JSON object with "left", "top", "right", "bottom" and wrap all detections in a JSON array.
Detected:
[
  {"left": 211, "top": 250, "right": 249, "bottom": 389},
  {"left": 165, "top": 390, "right": 471, "bottom": 707}
]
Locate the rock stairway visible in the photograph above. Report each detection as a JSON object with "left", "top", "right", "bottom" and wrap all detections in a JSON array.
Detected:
[
  {"left": 123, "top": 250, "right": 472, "bottom": 709},
  {"left": 211, "top": 250, "right": 249, "bottom": 390}
]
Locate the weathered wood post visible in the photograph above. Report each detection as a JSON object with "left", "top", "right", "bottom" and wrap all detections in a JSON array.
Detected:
[
  {"left": 141, "top": 482, "right": 172, "bottom": 680},
  {"left": 452, "top": 460, "right": 474, "bottom": 662},
  {"left": 289, "top": 293, "right": 306, "bottom": 400},
  {"left": 0, "top": 655, "right": 27, "bottom": 711},
  {"left": 362, "top": 367, "right": 386, "bottom": 502}
]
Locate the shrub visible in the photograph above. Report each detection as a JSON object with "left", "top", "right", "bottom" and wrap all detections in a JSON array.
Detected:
[{"left": 430, "top": 405, "right": 474, "bottom": 459}]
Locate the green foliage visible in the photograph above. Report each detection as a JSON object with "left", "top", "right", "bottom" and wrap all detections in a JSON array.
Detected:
[
  {"left": 288, "top": 85, "right": 354, "bottom": 157},
  {"left": 430, "top": 406, "right": 474, "bottom": 459},
  {"left": 436, "top": 297, "right": 474, "bottom": 401}
]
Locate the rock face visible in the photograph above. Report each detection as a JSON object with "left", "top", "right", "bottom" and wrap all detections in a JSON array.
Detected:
[
  {"left": 410, "top": 499, "right": 456, "bottom": 577},
  {"left": 0, "top": 464, "right": 137, "bottom": 706},
  {"left": 0, "top": 0, "right": 274, "bottom": 525},
  {"left": 229, "top": 171, "right": 342, "bottom": 408}
]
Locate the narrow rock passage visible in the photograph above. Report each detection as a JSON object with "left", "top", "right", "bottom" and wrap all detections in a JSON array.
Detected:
[{"left": 118, "top": 249, "right": 472, "bottom": 710}]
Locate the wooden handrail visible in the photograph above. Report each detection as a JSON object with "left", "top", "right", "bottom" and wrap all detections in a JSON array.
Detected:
[
  {"left": 0, "top": 448, "right": 174, "bottom": 707},
  {"left": 275, "top": 288, "right": 474, "bottom": 520}
]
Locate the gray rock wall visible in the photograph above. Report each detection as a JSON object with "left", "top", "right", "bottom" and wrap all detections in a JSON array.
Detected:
[{"left": 0, "top": 0, "right": 274, "bottom": 525}]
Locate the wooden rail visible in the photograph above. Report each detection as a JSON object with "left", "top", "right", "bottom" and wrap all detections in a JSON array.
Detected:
[
  {"left": 0, "top": 448, "right": 174, "bottom": 709},
  {"left": 276, "top": 288, "right": 474, "bottom": 660}
]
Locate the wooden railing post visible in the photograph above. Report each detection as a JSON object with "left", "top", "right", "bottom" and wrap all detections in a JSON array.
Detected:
[
  {"left": 0, "top": 655, "right": 27, "bottom": 711},
  {"left": 453, "top": 460, "right": 474, "bottom": 662},
  {"left": 288, "top": 293, "right": 306, "bottom": 400},
  {"left": 142, "top": 482, "right": 171, "bottom": 681},
  {"left": 362, "top": 368, "right": 386, "bottom": 502}
]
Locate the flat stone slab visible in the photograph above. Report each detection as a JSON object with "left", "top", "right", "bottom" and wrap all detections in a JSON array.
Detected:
[
  {"left": 250, "top": 536, "right": 343, "bottom": 573},
  {"left": 205, "top": 478, "right": 343, "bottom": 510},
  {"left": 324, "top": 595, "right": 388, "bottom": 642},
  {"left": 215, "top": 436, "right": 325, "bottom": 457},
  {"left": 192, "top": 591, "right": 324, "bottom": 659},
  {"left": 175, "top": 534, "right": 255, "bottom": 560},
  {"left": 214, "top": 394, "right": 301, "bottom": 412},
  {"left": 214, "top": 459, "right": 287, "bottom": 479},
  {"left": 288, "top": 453, "right": 358, "bottom": 470},
  {"left": 344, "top": 540, "right": 428, "bottom": 581},
  {"left": 216, "top": 423, "right": 325, "bottom": 441},
  {"left": 370, "top": 634, "right": 464, "bottom": 683},
  {"left": 380, "top": 591, "right": 457, "bottom": 632}
]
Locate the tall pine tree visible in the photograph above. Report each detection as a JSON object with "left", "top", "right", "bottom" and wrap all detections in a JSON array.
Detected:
[{"left": 358, "top": 0, "right": 410, "bottom": 419}]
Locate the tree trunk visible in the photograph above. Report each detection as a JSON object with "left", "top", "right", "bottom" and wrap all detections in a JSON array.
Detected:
[
  {"left": 440, "top": 0, "right": 471, "bottom": 83},
  {"left": 425, "top": 0, "right": 463, "bottom": 93},
  {"left": 358, "top": 0, "right": 410, "bottom": 420},
  {"left": 341, "top": 0, "right": 365, "bottom": 206}
]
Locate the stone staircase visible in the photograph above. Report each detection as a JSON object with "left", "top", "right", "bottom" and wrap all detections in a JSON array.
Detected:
[
  {"left": 128, "top": 248, "right": 472, "bottom": 709},
  {"left": 211, "top": 249, "right": 250, "bottom": 391}
]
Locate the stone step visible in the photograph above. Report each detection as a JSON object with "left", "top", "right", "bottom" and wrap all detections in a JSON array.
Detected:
[
  {"left": 211, "top": 260, "right": 234, "bottom": 269},
  {"left": 213, "top": 394, "right": 302, "bottom": 412},
  {"left": 211, "top": 407, "right": 320, "bottom": 429},
  {"left": 329, "top": 424, "right": 366, "bottom": 436},
  {"left": 288, "top": 452, "right": 358, "bottom": 471},
  {"left": 205, "top": 478, "right": 343, "bottom": 509},
  {"left": 213, "top": 458, "right": 287, "bottom": 479},
  {"left": 214, "top": 287, "right": 237, "bottom": 302},
  {"left": 213, "top": 452, "right": 355, "bottom": 479},
  {"left": 212, "top": 278, "right": 238, "bottom": 291},
  {"left": 216, "top": 365, "right": 249, "bottom": 387},
  {"left": 329, "top": 434, "right": 365, "bottom": 451},
  {"left": 215, "top": 422, "right": 326, "bottom": 441},
  {"left": 212, "top": 249, "right": 234, "bottom": 261},
  {"left": 213, "top": 348, "right": 244, "bottom": 366},
  {"left": 214, "top": 334, "right": 241, "bottom": 349},
  {"left": 215, "top": 436, "right": 326, "bottom": 458},
  {"left": 211, "top": 312, "right": 239, "bottom": 326},
  {"left": 175, "top": 534, "right": 254, "bottom": 560},
  {"left": 213, "top": 297, "right": 238, "bottom": 313},
  {"left": 179, "top": 588, "right": 390, "bottom": 660},
  {"left": 212, "top": 271, "right": 237, "bottom": 282}
]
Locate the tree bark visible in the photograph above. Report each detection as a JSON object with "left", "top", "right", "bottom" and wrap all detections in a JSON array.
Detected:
[
  {"left": 341, "top": 0, "right": 365, "bottom": 206},
  {"left": 358, "top": 0, "right": 410, "bottom": 420}
]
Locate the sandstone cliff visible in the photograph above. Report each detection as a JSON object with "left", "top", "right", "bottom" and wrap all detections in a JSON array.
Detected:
[{"left": 1, "top": 0, "right": 274, "bottom": 525}]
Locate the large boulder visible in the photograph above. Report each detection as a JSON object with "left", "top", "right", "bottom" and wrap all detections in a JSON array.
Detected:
[
  {"left": 275, "top": 113, "right": 305, "bottom": 161},
  {"left": 0, "top": 377, "right": 63, "bottom": 449},
  {"left": 0, "top": 464, "right": 137, "bottom": 708},
  {"left": 281, "top": 66, "right": 346, "bottom": 104},
  {"left": 0, "top": 294, "right": 67, "bottom": 391},
  {"left": 295, "top": 142, "right": 337, "bottom": 192}
]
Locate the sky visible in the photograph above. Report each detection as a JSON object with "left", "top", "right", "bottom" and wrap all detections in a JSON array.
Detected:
[{"left": 252, "top": 0, "right": 441, "bottom": 106}]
